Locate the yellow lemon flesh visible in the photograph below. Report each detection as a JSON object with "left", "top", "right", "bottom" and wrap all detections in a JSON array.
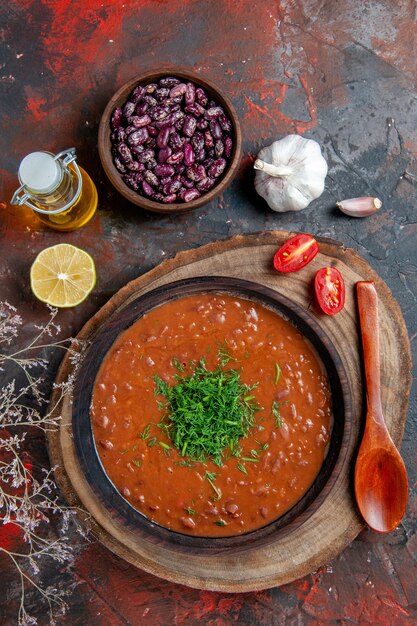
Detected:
[{"left": 30, "top": 243, "right": 96, "bottom": 307}]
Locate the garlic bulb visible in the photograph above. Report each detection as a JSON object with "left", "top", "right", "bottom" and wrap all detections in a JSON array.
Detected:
[{"left": 254, "top": 135, "right": 328, "bottom": 212}]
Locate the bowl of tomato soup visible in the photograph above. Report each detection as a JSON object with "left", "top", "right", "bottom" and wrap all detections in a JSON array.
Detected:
[{"left": 72, "top": 277, "right": 352, "bottom": 545}]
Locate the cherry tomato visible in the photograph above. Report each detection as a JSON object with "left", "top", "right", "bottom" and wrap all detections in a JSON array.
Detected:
[
  {"left": 314, "top": 266, "right": 345, "bottom": 315},
  {"left": 273, "top": 234, "right": 319, "bottom": 273}
]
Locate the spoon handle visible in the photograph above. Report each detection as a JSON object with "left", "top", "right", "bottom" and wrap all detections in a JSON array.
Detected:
[{"left": 356, "top": 281, "right": 383, "bottom": 421}]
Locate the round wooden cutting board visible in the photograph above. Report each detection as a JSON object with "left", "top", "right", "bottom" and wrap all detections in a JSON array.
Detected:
[{"left": 47, "top": 231, "right": 412, "bottom": 592}]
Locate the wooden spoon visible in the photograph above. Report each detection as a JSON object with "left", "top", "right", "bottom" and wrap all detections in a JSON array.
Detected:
[{"left": 354, "top": 281, "right": 408, "bottom": 532}]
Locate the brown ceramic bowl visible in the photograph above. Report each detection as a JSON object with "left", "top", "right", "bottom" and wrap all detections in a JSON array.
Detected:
[{"left": 98, "top": 68, "right": 242, "bottom": 214}]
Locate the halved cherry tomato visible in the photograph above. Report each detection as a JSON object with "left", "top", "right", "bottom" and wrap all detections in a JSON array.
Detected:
[
  {"left": 314, "top": 266, "right": 345, "bottom": 315},
  {"left": 273, "top": 234, "right": 319, "bottom": 273}
]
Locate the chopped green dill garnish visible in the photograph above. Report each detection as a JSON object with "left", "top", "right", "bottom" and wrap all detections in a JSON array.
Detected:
[
  {"left": 158, "top": 441, "right": 171, "bottom": 455},
  {"left": 121, "top": 449, "right": 128, "bottom": 455},
  {"left": 204, "top": 471, "right": 221, "bottom": 500},
  {"left": 139, "top": 424, "right": 151, "bottom": 440},
  {"left": 237, "top": 462, "right": 247, "bottom": 475},
  {"left": 147, "top": 437, "right": 158, "bottom": 447},
  {"left": 215, "top": 519, "right": 226, "bottom": 526},
  {"left": 250, "top": 449, "right": 258, "bottom": 458},
  {"left": 217, "top": 340, "right": 237, "bottom": 367},
  {"left": 152, "top": 360, "right": 259, "bottom": 464},
  {"left": 153, "top": 376, "right": 169, "bottom": 397},
  {"left": 272, "top": 401, "right": 283, "bottom": 428},
  {"left": 132, "top": 444, "right": 137, "bottom": 451},
  {"left": 243, "top": 352, "right": 250, "bottom": 358},
  {"left": 172, "top": 357, "right": 185, "bottom": 372},
  {"left": 261, "top": 442, "right": 269, "bottom": 450},
  {"left": 275, "top": 362, "right": 281, "bottom": 385},
  {"left": 156, "top": 400, "right": 166, "bottom": 411},
  {"left": 175, "top": 459, "right": 196, "bottom": 468},
  {"left": 184, "top": 506, "right": 197, "bottom": 516},
  {"left": 240, "top": 456, "right": 259, "bottom": 463},
  {"left": 132, "top": 459, "right": 142, "bottom": 468}
]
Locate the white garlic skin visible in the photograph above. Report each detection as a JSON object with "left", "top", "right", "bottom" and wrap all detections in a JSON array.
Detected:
[{"left": 254, "top": 134, "right": 328, "bottom": 212}]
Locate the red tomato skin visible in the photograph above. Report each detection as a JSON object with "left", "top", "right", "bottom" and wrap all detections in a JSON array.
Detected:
[
  {"left": 314, "top": 267, "right": 345, "bottom": 315},
  {"left": 273, "top": 234, "right": 319, "bottom": 273}
]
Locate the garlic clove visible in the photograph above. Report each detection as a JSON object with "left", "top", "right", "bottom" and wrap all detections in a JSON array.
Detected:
[{"left": 336, "top": 196, "right": 382, "bottom": 217}]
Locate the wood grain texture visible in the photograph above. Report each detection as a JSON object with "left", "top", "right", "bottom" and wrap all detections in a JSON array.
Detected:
[
  {"left": 98, "top": 67, "right": 242, "bottom": 214},
  {"left": 47, "top": 231, "right": 412, "bottom": 592}
]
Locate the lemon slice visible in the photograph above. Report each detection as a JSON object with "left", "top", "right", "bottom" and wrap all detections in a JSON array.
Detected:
[{"left": 30, "top": 243, "right": 96, "bottom": 307}]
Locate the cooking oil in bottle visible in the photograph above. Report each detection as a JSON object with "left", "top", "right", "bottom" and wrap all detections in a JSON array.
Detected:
[{"left": 11, "top": 148, "right": 98, "bottom": 231}]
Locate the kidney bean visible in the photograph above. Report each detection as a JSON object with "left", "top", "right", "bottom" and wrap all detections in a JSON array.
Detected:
[
  {"left": 171, "top": 109, "right": 185, "bottom": 123},
  {"left": 163, "top": 178, "right": 182, "bottom": 194},
  {"left": 132, "top": 114, "right": 152, "bottom": 128},
  {"left": 131, "top": 144, "right": 145, "bottom": 156},
  {"left": 185, "top": 103, "right": 205, "bottom": 117},
  {"left": 135, "top": 102, "right": 148, "bottom": 116},
  {"left": 158, "top": 146, "right": 172, "bottom": 163},
  {"left": 142, "top": 180, "right": 154, "bottom": 196},
  {"left": 204, "top": 130, "right": 214, "bottom": 149},
  {"left": 99, "top": 439, "right": 113, "bottom": 450},
  {"left": 113, "top": 127, "right": 126, "bottom": 143},
  {"left": 117, "top": 143, "right": 133, "bottom": 162},
  {"left": 154, "top": 164, "right": 175, "bottom": 177},
  {"left": 114, "top": 156, "right": 127, "bottom": 173},
  {"left": 123, "top": 101, "right": 135, "bottom": 119},
  {"left": 128, "top": 127, "right": 149, "bottom": 146},
  {"left": 186, "top": 163, "right": 206, "bottom": 181},
  {"left": 151, "top": 104, "right": 170, "bottom": 121},
  {"left": 181, "top": 176, "right": 195, "bottom": 189},
  {"left": 145, "top": 82, "right": 157, "bottom": 93},
  {"left": 166, "top": 150, "right": 184, "bottom": 164},
  {"left": 169, "top": 131, "right": 184, "bottom": 150},
  {"left": 191, "top": 132, "right": 204, "bottom": 153},
  {"left": 157, "top": 126, "right": 171, "bottom": 148},
  {"left": 146, "top": 157, "right": 157, "bottom": 170},
  {"left": 175, "top": 164, "right": 186, "bottom": 175},
  {"left": 225, "top": 502, "right": 239, "bottom": 515},
  {"left": 170, "top": 83, "right": 187, "bottom": 98},
  {"left": 224, "top": 136, "right": 233, "bottom": 158},
  {"left": 124, "top": 125, "right": 137, "bottom": 136},
  {"left": 131, "top": 85, "right": 145, "bottom": 103},
  {"left": 219, "top": 113, "right": 232, "bottom": 132},
  {"left": 183, "top": 115, "right": 197, "bottom": 137},
  {"left": 126, "top": 159, "right": 142, "bottom": 172},
  {"left": 147, "top": 125, "right": 159, "bottom": 137},
  {"left": 259, "top": 506, "right": 269, "bottom": 519},
  {"left": 111, "top": 107, "right": 123, "bottom": 129},
  {"left": 159, "top": 76, "right": 180, "bottom": 87},
  {"left": 215, "top": 139, "right": 224, "bottom": 157},
  {"left": 138, "top": 148, "right": 155, "bottom": 163},
  {"left": 144, "top": 170, "right": 159, "bottom": 187},
  {"left": 180, "top": 188, "right": 201, "bottom": 202},
  {"left": 208, "top": 157, "right": 226, "bottom": 178},
  {"left": 197, "top": 176, "right": 215, "bottom": 192},
  {"left": 205, "top": 106, "right": 224, "bottom": 119},
  {"left": 183, "top": 142, "right": 195, "bottom": 166},
  {"left": 147, "top": 137, "right": 156, "bottom": 148},
  {"left": 153, "top": 192, "right": 164, "bottom": 202},
  {"left": 155, "top": 87, "right": 170, "bottom": 100},
  {"left": 185, "top": 81, "right": 195, "bottom": 106},
  {"left": 180, "top": 516, "right": 196, "bottom": 529},
  {"left": 123, "top": 175, "right": 138, "bottom": 191},
  {"left": 196, "top": 118, "right": 208, "bottom": 130},
  {"left": 143, "top": 94, "right": 157, "bottom": 106},
  {"left": 207, "top": 147, "right": 215, "bottom": 158},
  {"left": 195, "top": 86, "right": 208, "bottom": 105},
  {"left": 196, "top": 148, "right": 206, "bottom": 162},
  {"left": 163, "top": 193, "right": 177, "bottom": 203},
  {"left": 210, "top": 119, "right": 223, "bottom": 139}
]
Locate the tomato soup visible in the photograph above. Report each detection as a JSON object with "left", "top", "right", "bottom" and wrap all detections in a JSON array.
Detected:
[{"left": 91, "top": 294, "right": 332, "bottom": 536}]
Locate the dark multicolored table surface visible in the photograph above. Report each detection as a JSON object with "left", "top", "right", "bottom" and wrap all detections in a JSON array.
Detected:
[{"left": 1, "top": 1, "right": 417, "bottom": 624}]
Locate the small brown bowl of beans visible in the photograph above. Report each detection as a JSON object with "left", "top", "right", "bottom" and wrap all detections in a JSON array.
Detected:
[{"left": 98, "top": 68, "right": 242, "bottom": 213}]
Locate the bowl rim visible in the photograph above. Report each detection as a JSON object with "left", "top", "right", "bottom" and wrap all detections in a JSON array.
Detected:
[
  {"left": 72, "top": 276, "right": 353, "bottom": 551},
  {"left": 98, "top": 66, "right": 243, "bottom": 214}
]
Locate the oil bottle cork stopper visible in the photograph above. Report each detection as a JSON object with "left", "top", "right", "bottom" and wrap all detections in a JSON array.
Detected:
[{"left": 18, "top": 152, "right": 61, "bottom": 194}]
